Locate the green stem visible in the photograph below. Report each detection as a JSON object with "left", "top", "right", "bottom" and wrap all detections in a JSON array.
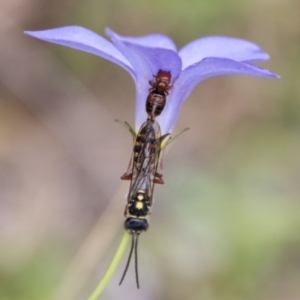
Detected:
[{"left": 87, "top": 231, "right": 130, "bottom": 300}]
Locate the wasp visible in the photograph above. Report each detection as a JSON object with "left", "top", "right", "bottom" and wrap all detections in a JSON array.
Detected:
[
  {"left": 119, "top": 118, "right": 170, "bottom": 288},
  {"left": 146, "top": 69, "right": 173, "bottom": 120}
]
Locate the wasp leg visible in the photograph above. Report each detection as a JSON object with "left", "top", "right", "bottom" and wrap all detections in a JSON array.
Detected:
[
  {"left": 154, "top": 172, "right": 164, "bottom": 184},
  {"left": 166, "top": 127, "right": 190, "bottom": 146},
  {"left": 154, "top": 133, "right": 171, "bottom": 184},
  {"left": 159, "top": 133, "right": 171, "bottom": 150},
  {"left": 121, "top": 172, "right": 133, "bottom": 180},
  {"left": 121, "top": 152, "right": 134, "bottom": 180},
  {"left": 164, "top": 85, "right": 173, "bottom": 95},
  {"left": 115, "top": 119, "right": 137, "bottom": 140},
  {"left": 123, "top": 204, "right": 128, "bottom": 216}
]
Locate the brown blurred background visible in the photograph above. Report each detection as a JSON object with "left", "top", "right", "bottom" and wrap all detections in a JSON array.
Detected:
[{"left": 0, "top": 0, "right": 299, "bottom": 299}]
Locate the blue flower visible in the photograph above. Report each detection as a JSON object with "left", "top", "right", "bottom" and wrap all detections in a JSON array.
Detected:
[{"left": 24, "top": 26, "right": 278, "bottom": 133}]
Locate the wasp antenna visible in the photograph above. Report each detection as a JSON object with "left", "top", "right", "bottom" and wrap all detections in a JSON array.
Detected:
[
  {"left": 119, "top": 234, "right": 135, "bottom": 286},
  {"left": 134, "top": 233, "right": 140, "bottom": 289}
]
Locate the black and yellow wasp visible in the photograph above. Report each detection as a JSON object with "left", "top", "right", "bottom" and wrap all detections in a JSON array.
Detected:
[
  {"left": 118, "top": 69, "right": 187, "bottom": 288},
  {"left": 119, "top": 118, "right": 170, "bottom": 288}
]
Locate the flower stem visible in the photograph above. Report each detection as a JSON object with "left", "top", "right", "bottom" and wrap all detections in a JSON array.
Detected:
[{"left": 87, "top": 231, "right": 130, "bottom": 300}]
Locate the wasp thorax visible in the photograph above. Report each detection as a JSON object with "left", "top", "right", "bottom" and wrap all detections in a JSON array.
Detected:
[
  {"left": 156, "top": 80, "right": 168, "bottom": 91},
  {"left": 124, "top": 217, "right": 149, "bottom": 233}
]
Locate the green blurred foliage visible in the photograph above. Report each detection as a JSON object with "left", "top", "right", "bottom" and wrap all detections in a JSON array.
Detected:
[{"left": 0, "top": 246, "right": 67, "bottom": 300}]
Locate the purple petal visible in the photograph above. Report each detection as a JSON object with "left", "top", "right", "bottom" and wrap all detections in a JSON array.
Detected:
[
  {"left": 107, "top": 29, "right": 182, "bottom": 129},
  {"left": 159, "top": 57, "right": 279, "bottom": 133},
  {"left": 179, "top": 36, "right": 270, "bottom": 70},
  {"left": 122, "top": 43, "right": 182, "bottom": 129},
  {"left": 106, "top": 37, "right": 154, "bottom": 128},
  {"left": 105, "top": 28, "right": 177, "bottom": 51},
  {"left": 24, "top": 26, "right": 134, "bottom": 76}
]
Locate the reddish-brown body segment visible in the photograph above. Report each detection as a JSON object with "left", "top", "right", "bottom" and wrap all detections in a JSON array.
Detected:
[{"left": 146, "top": 69, "right": 173, "bottom": 120}]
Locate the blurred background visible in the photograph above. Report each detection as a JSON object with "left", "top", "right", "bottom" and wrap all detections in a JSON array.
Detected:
[{"left": 0, "top": 0, "right": 299, "bottom": 299}]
